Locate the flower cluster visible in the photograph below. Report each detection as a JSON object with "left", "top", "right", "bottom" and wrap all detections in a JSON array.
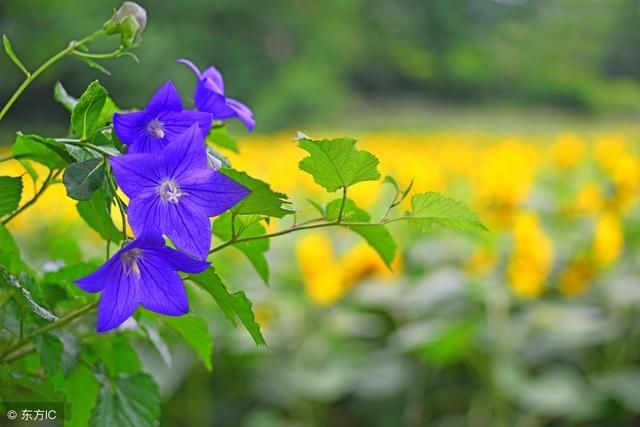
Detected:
[{"left": 77, "top": 62, "right": 253, "bottom": 332}]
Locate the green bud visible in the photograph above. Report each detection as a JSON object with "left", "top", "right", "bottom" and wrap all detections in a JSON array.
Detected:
[{"left": 104, "top": 2, "right": 147, "bottom": 48}]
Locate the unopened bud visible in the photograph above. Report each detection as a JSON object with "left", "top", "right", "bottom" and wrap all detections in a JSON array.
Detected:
[{"left": 104, "top": 2, "right": 147, "bottom": 48}]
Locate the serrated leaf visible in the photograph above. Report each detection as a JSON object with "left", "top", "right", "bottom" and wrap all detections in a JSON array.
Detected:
[
  {"left": 90, "top": 372, "right": 160, "bottom": 427},
  {"left": 326, "top": 198, "right": 396, "bottom": 267},
  {"left": 63, "top": 158, "right": 105, "bottom": 200},
  {"left": 0, "top": 224, "right": 25, "bottom": 274},
  {"left": 163, "top": 314, "right": 213, "bottom": 371},
  {"left": 207, "top": 125, "right": 239, "bottom": 153},
  {"left": 77, "top": 187, "right": 122, "bottom": 242},
  {"left": 0, "top": 176, "right": 22, "bottom": 216},
  {"left": 409, "top": 192, "right": 487, "bottom": 232},
  {"left": 190, "top": 268, "right": 266, "bottom": 346},
  {"left": 64, "top": 364, "right": 100, "bottom": 427},
  {"left": 3, "top": 35, "right": 29, "bottom": 76},
  {"left": 298, "top": 137, "right": 380, "bottom": 192},
  {"left": 35, "top": 333, "right": 64, "bottom": 378},
  {"left": 53, "top": 81, "right": 78, "bottom": 112},
  {"left": 213, "top": 212, "right": 269, "bottom": 284},
  {"left": 0, "top": 266, "right": 57, "bottom": 321},
  {"left": 220, "top": 168, "right": 292, "bottom": 218},
  {"left": 11, "top": 133, "right": 73, "bottom": 169},
  {"left": 71, "top": 81, "right": 115, "bottom": 140}
]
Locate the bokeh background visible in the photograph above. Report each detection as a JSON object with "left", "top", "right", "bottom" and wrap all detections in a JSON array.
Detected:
[{"left": 2, "top": 0, "right": 640, "bottom": 426}]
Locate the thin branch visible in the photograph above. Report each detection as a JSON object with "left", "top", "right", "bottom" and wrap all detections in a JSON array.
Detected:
[{"left": 2, "top": 169, "right": 61, "bottom": 225}]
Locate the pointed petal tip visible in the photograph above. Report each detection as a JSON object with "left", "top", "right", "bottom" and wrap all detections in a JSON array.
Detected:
[{"left": 177, "top": 58, "right": 202, "bottom": 78}]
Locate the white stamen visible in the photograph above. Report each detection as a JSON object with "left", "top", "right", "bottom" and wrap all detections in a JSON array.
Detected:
[
  {"left": 147, "top": 119, "right": 165, "bottom": 138},
  {"left": 159, "top": 179, "right": 183, "bottom": 204},
  {"left": 121, "top": 248, "right": 143, "bottom": 279}
]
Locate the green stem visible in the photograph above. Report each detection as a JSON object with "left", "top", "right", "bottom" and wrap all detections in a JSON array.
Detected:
[
  {"left": 337, "top": 187, "right": 347, "bottom": 222},
  {"left": 2, "top": 169, "right": 60, "bottom": 225},
  {"left": 72, "top": 48, "right": 123, "bottom": 60},
  {"left": 56, "top": 138, "right": 113, "bottom": 157},
  {"left": 0, "top": 29, "right": 105, "bottom": 123},
  {"left": 0, "top": 302, "right": 97, "bottom": 362},
  {"left": 106, "top": 168, "right": 128, "bottom": 241}
]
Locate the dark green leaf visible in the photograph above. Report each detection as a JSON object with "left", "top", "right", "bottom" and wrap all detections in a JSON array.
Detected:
[
  {"left": 71, "top": 81, "right": 114, "bottom": 140},
  {"left": 0, "top": 175, "right": 22, "bottom": 216},
  {"left": 0, "top": 266, "right": 57, "bottom": 321},
  {"left": 163, "top": 314, "right": 213, "bottom": 371},
  {"left": 53, "top": 82, "right": 78, "bottom": 112},
  {"left": 326, "top": 198, "right": 396, "bottom": 267},
  {"left": 298, "top": 137, "right": 380, "bottom": 192},
  {"left": 220, "top": 168, "right": 292, "bottom": 218},
  {"left": 207, "top": 125, "right": 239, "bottom": 153},
  {"left": 213, "top": 212, "right": 269, "bottom": 283},
  {"left": 409, "top": 192, "right": 488, "bottom": 232},
  {"left": 2, "top": 34, "right": 29, "bottom": 76},
  {"left": 77, "top": 187, "right": 122, "bottom": 242},
  {"left": 90, "top": 372, "right": 160, "bottom": 427},
  {"left": 63, "top": 158, "right": 105, "bottom": 200},
  {"left": 190, "top": 268, "right": 266, "bottom": 346},
  {"left": 11, "top": 133, "right": 73, "bottom": 169},
  {"left": 35, "top": 333, "right": 64, "bottom": 378}
]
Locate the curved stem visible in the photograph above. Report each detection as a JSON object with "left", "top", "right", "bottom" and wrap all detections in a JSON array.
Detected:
[
  {"left": 2, "top": 169, "right": 61, "bottom": 225},
  {"left": 0, "top": 29, "right": 105, "bottom": 123},
  {"left": 72, "top": 48, "right": 123, "bottom": 60},
  {"left": 56, "top": 138, "right": 114, "bottom": 157}
]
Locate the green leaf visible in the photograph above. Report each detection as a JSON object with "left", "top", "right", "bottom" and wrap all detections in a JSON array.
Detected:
[
  {"left": 213, "top": 212, "right": 269, "bottom": 284},
  {"left": 298, "top": 137, "right": 380, "bottom": 192},
  {"left": 2, "top": 35, "right": 29, "bottom": 76},
  {"left": 0, "top": 176, "right": 22, "bottom": 217},
  {"left": 220, "top": 168, "right": 292, "bottom": 218},
  {"left": 163, "top": 314, "right": 213, "bottom": 371},
  {"left": 64, "top": 364, "right": 100, "bottom": 427},
  {"left": 71, "top": 81, "right": 114, "bottom": 140},
  {"left": 0, "top": 266, "right": 57, "bottom": 321},
  {"left": 409, "top": 192, "right": 488, "bottom": 232},
  {"left": 207, "top": 125, "right": 239, "bottom": 153},
  {"left": 77, "top": 188, "right": 122, "bottom": 242},
  {"left": 11, "top": 133, "right": 73, "bottom": 169},
  {"left": 190, "top": 268, "right": 266, "bottom": 346},
  {"left": 0, "top": 224, "right": 24, "bottom": 273},
  {"left": 384, "top": 175, "right": 414, "bottom": 207},
  {"left": 77, "top": 56, "right": 112, "bottom": 76},
  {"left": 90, "top": 372, "right": 160, "bottom": 427},
  {"left": 326, "top": 198, "right": 397, "bottom": 268},
  {"left": 63, "top": 158, "right": 105, "bottom": 201},
  {"left": 53, "top": 81, "right": 78, "bottom": 112},
  {"left": 35, "top": 333, "right": 64, "bottom": 378}
]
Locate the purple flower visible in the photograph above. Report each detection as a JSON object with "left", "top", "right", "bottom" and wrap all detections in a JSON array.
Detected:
[
  {"left": 75, "top": 232, "right": 209, "bottom": 332},
  {"left": 110, "top": 124, "right": 250, "bottom": 259},
  {"left": 113, "top": 81, "right": 213, "bottom": 154},
  {"left": 177, "top": 59, "right": 256, "bottom": 131}
]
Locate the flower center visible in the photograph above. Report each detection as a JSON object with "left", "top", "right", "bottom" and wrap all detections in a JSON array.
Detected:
[
  {"left": 158, "top": 179, "right": 183, "bottom": 204},
  {"left": 146, "top": 119, "right": 165, "bottom": 138},
  {"left": 121, "top": 248, "right": 142, "bottom": 279}
]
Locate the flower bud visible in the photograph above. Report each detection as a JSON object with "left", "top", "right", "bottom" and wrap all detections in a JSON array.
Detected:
[{"left": 104, "top": 2, "right": 147, "bottom": 48}]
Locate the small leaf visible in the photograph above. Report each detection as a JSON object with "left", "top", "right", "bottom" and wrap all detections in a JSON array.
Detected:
[
  {"left": 11, "top": 133, "right": 73, "bottom": 169},
  {"left": 298, "top": 137, "right": 380, "bottom": 192},
  {"left": 64, "top": 364, "right": 100, "bottom": 427},
  {"left": 63, "top": 158, "right": 105, "bottom": 200},
  {"left": 90, "top": 372, "right": 160, "bottom": 427},
  {"left": 2, "top": 35, "right": 29, "bottom": 76},
  {"left": 0, "top": 176, "right": 23, "bottom": 217},
  {"left": 71, "top": 81, "right": 115, "bottom": 140},
  {"left": 213, "top": 212, "right": 269, "bottom": 284},
  {"left": 207, "top": 125, "right": 239, "bottom": 153},
  {"left": 326, "top": 198, "right": 397, "bottom": 268},
  {"left": 190, "top": 268, "right": 266, "bottom": 346},
  {"left": 220, "top": 168, "right": 293, "bottom": 218},
  {"left": 409, "top": 192, "right": 487, "bottom": 232},
  {"left": 0, "top": 266, "right": 57, "bottom": 321},
  {"left": 35, "top": 333, "right": 64, "bottom": 378},
  {"left": 53, "top": 81, "right": 78, "bottom": 112},
  {"left": 77, "top": 187, "right": 122, "bottom": 242},
  {"left": 163, "top": 314, "right": 213, "bottom": 371},
  {"left": 0, "top": 224, "right": 24, "bottom": 273},
  {"left": 77, "top": 56, "right": 112, "bottom": 76}
]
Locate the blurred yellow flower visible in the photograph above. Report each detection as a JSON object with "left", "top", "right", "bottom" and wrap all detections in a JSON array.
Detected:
[
  {"left": 551, "top": 132, "right": 585, "bottom": 170},
  {"left": 592, "top": 212, "right": 623, "bottom": 268},
  {"left": 558, "top": 257, "right": 596, "bottom": 297},
  {"left": 507, "top": 212, "right": 553, "bottom": 298},
  {"left": 572, "top": 183, "right": 605, "bottom": 216}
]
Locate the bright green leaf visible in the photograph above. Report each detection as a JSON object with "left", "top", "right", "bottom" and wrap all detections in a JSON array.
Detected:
[
  {"left": 76, "top": 57, "right": 112, "bottom": 77},
  {"left": 3, "top": 34, "right": 29, "bottom": 76},
  {"left": 71, "top": 81, "right": 113, "bottom": 140},
  {"left": 190, "top": 268, "right": 266, "bottom": 346},
  {"left": 0, "top": 175, "right": 22, "bottom": 217},
  {"left": 90, "top": 372, "right": 160, "bottom": 427},
  {"left": 63, "top": 158, "right": 105, "bottom": 200},
  {"left": 35, "top": 333, "right": 64, "bottom": 378},
  {"left": 64, "top": 364, "right": 100, "bottom": 427},
  {"left": 53, "top": 82, "right": 78, "bottom": 112},
  {"left": 11, "top": 133, "right": 73, "bottom": 169},
  {"left": 409, "top": 192, "right": 487, "bottom": 232},
  {"left": 207, "top": 125, "right": 239, "bottom": 153},
  {"left": 163, "top": 314, "right": 213, "bottom": 371},
  {"left": 326, "top": 198, "right": 396, "bottom": 268},
  {"left": 0, "top": 224, "right": 25, "bottom": 274},
  {"left": 298, "top": 137, "right": 380, "bottom": 192},
  {"left": 77, "top": 188, "right": 122, "bottom": 242},
  {"left": 220, "top": 168, "right": 292, "bottom": 218}
]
